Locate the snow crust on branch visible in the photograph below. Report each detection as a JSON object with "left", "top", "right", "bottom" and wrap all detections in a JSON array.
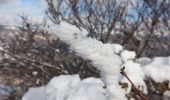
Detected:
[{"left": 53, "top": 21, "right": 146, "bottom": 100}]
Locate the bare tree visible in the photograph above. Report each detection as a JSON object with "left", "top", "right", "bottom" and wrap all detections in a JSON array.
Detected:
[
  {"left": 135, "top": 0, "right": 170, "bottom": 57},
  {"left": 46, "top": 0, "right": 131, "bottom": 42},
  {"left": 0, "top": 16, "right": 99, "bottom": 80},
  {"left": 45, "top": 0, "right": 170, "bottom": 57}
]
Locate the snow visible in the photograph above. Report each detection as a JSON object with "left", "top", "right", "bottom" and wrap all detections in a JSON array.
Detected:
[
  {"left": 22, "top": 56, "right": 170, "bottom": 100},
  {"left": 141, "top": 56, "right": 170, "bottom": 83},
  {"left": 45, "top": 75, "right": 81, "bottom": 100},
  {"left": 55, "top": 21, "right": 127, "bottom": 100},
  {"left": 136, "top": 57, "right": 152, "bottom": 66},
  {"left": 58, "top": 21, "right": 88, "bottom": 38},
  {"left": 22, "top": 21, "right": 170, "bottom": 100},
  {"left": 120, "top": 60, "right": 147, "bottom": 94},
  {"left": 22, "top": 75, "right": 106, "bottom": 100},
  {"left": 22, "top": 87, "right": 46, "bottom": 100},
  {"left": 120, "top": 50, "right": 136, "bottom": 62},
  {"left": 111, "top": 44, "right": 123, "bottom": 54}
]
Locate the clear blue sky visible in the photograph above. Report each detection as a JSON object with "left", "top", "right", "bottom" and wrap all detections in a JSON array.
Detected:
[{"left": 0, "top": 0, "right": 46, "bottom": 25}]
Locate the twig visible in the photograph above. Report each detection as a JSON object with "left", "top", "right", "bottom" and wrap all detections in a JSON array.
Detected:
[
  {"left": 0, "top": 49, "right": 52, "bottom": 75},
  {"left": 120, "top": 67, "right": 148, "bottom": 100}
]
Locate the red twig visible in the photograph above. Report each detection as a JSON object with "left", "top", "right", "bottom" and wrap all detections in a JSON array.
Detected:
[{"left": 120, "top": 67, "right": 148, "bottom": 100}]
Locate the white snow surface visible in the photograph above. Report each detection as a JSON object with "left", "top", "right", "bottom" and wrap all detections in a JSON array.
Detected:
[
  {"left": 22, "top": 75, "right": 106, "bottom": 100},
  {"left": 120, "top": 50, "right": 136, "bottom": 62},
  {"left": 141, "top": 56, "right": 170, "bottom": 83},
  {"left": 22, "top": 87, "right": 46, "bottom": 100}
]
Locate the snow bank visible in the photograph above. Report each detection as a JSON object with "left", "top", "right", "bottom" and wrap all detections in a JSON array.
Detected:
[
  {"left": 140, "top": 57, "right": 170, "bottom": 83},
  {"left": 22, "top": 75, "right": 106, "bottom": 100}
]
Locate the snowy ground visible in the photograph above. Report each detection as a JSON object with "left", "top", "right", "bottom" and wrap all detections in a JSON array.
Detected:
[{"left": 22, "top": 56, "right": 170, "bottom": 100}]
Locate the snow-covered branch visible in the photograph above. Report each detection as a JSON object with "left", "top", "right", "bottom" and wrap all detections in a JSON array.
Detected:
[{"left": 52, "top": 21, "right": 145, "bottom": 100}]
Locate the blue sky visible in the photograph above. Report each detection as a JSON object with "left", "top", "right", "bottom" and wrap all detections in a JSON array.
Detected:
[
  {"left": 0, "top": 0, "right": 139, "bottom": 25},
  {"left": 0, "top": 0, "right": 46, "bottom": 25}
]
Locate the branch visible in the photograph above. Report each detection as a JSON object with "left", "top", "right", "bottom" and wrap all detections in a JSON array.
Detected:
[
  {"left": 0, "top": 49, "right": 63, "bottom": 75},
  {"left": 120, "top": 67, "right": 148, "bottom": 100}
]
